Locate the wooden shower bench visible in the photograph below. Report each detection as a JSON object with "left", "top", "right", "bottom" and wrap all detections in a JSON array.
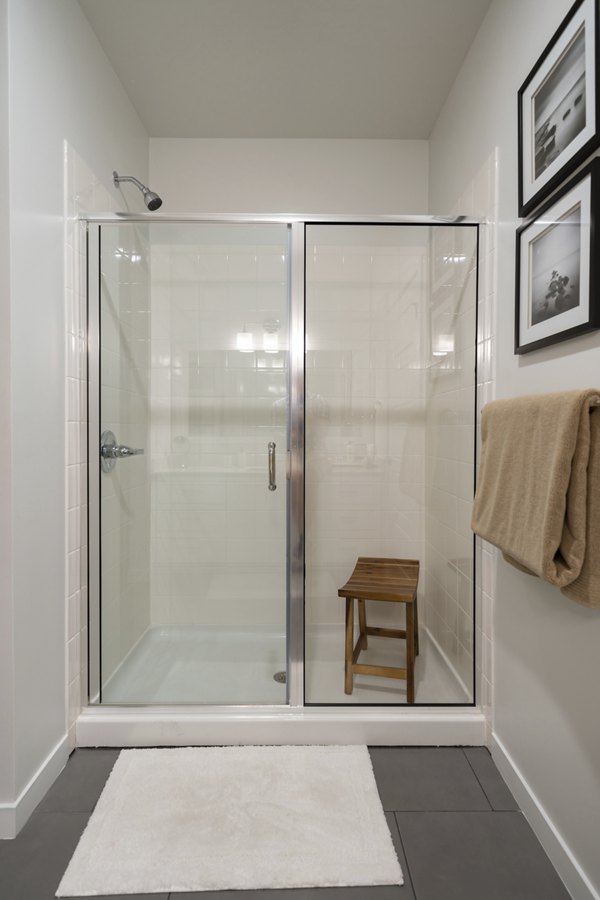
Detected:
[{"left": 338, "top": 557, "right": 420, "bottom": 703}]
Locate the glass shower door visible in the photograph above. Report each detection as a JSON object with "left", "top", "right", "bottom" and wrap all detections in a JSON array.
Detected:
[{"left": 89, "top": 222, "right": 291, "bottom": 704}]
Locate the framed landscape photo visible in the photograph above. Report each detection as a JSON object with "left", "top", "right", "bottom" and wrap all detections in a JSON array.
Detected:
[
  {"left": 518, "top": 0, "right": 600, "bottom": 217},
  {"left": 515, "top": 158, "right": 599, "bottom": 354}
]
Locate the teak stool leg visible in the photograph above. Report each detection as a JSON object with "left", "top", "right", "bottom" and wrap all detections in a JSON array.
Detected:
[
  {"left": 406, "top": 602, "right": 415, "bottom": 704},
  {"left": 414, "top": 594, "right": 419, "bottom": 656},
  {"left": 345, "top": 596, "right": 355, "bottom": 694},
  {"left": 358, "top": 598, "right": 368, "bottom": 649}
]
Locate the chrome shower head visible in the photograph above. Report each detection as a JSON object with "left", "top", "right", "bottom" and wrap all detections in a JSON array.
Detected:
[
  {"left": 143, "top": 190, "right": 162, "bottom": 211},
  {"left": 113, "top": 171, "right": 163, "bottom": 211}
]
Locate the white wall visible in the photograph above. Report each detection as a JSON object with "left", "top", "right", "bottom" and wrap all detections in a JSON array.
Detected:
[
  {"left": 1, "top": 0, "right": 148, "bottom": 836},
  {"left": 430, "top": 2, "right": 600, "bottom": 898},
  {"left": 0, "top": 0, "right": 14, "bottom": 806},
  {"left": 150, "top": 139, "right": 429, "bottom": 214}
]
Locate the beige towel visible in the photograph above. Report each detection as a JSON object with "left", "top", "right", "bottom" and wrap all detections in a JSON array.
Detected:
[{"left": 472, "top": 389, "right": 600, "bottom": 608}]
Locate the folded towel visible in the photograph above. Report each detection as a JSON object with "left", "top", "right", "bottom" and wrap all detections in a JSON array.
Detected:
[{"left": 472, "top": 389, "right": 600, "bottom": 608}]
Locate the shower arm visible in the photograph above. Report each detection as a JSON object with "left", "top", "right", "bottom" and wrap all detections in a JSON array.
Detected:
[
  {"left": 113, "top": 172, "right": 146, "bottom": 192},
  {"left": 113, "top": 171, "right": 163, "bottom": 210}
]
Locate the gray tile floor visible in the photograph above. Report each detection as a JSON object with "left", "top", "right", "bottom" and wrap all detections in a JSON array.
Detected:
[{"left": 0, "top": 747, "right": 572, "bottom": 900}]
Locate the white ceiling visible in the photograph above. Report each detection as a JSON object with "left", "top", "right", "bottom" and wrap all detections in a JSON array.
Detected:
[{"left": 78, "top": 0, "right": 492, "bottom": 139}]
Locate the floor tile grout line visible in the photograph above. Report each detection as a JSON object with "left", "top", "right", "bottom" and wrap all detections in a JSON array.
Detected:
[
  {"left": 37, "top": 808, "right": 95, "bottom": 816},
  {"left": 393, "top": 811, "right": 419, "bottom": 899},
  {"left": 460, "top": 747, "right": 494, "bottom": 811},
  {"left": 389, "top": 808, "right": 524, "bottom": 814}
]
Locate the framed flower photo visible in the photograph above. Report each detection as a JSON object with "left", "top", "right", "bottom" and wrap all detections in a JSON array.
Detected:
[
  {"left": 518, "top": 0, "right": 600, "bottom": 217},
  {"left": 515, "top": 158, "right": 600, "bottom": 354}
]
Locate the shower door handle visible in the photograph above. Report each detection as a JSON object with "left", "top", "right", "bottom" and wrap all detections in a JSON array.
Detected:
[{"left": 268, "top": 442, "right": 276, "bottom": 491}]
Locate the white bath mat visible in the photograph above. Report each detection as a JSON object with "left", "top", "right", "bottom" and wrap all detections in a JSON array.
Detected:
[{"left": 56, "top": 745, "right": 402, "bottom": 896}]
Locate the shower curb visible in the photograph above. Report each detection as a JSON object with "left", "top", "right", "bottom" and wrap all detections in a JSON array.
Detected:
[{"left": 75, "top": 707, "right": 486, "bottom": 748}]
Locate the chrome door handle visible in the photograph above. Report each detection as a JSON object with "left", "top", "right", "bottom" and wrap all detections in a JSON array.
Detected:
[
  {"left": 268, "top": 441, "right": 276, "bottom": 491},
  {"left": 101, "top": 430, "right": 144, "bottom": 473}
]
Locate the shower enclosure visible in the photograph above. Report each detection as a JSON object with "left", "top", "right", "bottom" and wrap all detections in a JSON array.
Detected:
[{"left": 87, "top": 216, "right": 478, "bottom": 717}]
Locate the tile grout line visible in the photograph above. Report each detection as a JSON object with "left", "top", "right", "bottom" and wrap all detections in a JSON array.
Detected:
[
  {"left": 391, "top": 808, "right": 523, "bottom": 814},
  {"left": 461, "top": 748, "right": 494, "bottom": 811},
  {"left": 392, "top": 812, "right": 419, "bottom": 899}
]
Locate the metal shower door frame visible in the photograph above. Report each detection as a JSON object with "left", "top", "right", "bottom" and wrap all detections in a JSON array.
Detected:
[
  {"left": 86, "top": 219, "right": 306, "bottom": 708},
  {"left": 87, "top": 225, "right": 101, "bottom": 704}
]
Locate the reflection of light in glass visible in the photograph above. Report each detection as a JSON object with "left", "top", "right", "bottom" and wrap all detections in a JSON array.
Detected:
[
  {"left": 236, "top": 329, "right": 254, "bottom": 352},
  {"left": 443, "top": 254, "right": 467, "bottom": 263},
  {"left": 433, "top": 334, "right": 455, "bottom": 356},
  {"left": 263, "top": 331, "right": 278, "bottom": 353},
  {"left": 114, "top": 247, "right": 142, "bottom": 262},
  {"left": 262, "top": 317, "right": 280, "bottom": 354}
]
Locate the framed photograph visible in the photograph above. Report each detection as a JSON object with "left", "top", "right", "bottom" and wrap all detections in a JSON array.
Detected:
[
  {"left": 515, "top": 158, "right": 599, "bottom": 354},
  {"left": 518, "top": 0, "right": 600, "bottom": 217}
]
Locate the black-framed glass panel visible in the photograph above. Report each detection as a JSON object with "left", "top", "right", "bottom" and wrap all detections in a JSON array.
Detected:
[{"left": 304, "top": 223, "right": 478, "bottom": 705}]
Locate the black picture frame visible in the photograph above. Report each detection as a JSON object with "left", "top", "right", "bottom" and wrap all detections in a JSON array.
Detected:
[
  {"left": 515, "top": 157, "right": 600, "bottom": 354},
  {"left": 518, "top": 0, "right": 600, "bottom": 218}
]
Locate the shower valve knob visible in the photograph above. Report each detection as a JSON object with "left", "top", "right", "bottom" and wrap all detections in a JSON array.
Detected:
[
  {"left": 100, "top": 430, "right": 144, "bottom": 472},
  {"left": 107, "top": 445, "right": 144, "bottom": 459}
]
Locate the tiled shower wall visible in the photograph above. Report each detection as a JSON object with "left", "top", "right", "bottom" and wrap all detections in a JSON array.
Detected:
[
  {"left": 304, "top": 227, "right": 428, "bottom": 636},
  {"left": 429, "top": 149, "right": 498, "bottom": 727},
  {"left": 64, "top": 144, "right": 115, "bottom": 745},
  {"left": 148, "top": 230, "right": 289, "bottom": 628},
  {"left": 470, "top": 152, "right": 498, "bottom": 729},
  {"left": 98, "top": 226, "right": 151, "bottom": 685},
  {"left": 66, "top": 204, "right": 490, "bottom": 723},
  {"left": 65, "top": 149, "right": 151, "bottom": 736},
  {"left": 423, "top": 225, "right": 477, "bottom": 694}
]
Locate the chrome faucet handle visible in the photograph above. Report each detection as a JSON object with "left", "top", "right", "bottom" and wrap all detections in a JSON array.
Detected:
[
  {"left": 100, "top": 430, "right": 144, "bottom": 473},
  {"left": 111, "top": 445, "right": 144, "bottom": 458}
]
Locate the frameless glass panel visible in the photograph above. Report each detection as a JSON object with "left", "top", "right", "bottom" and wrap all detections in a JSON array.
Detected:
[
  {"left": 304, "top": 223, "right": 477, "bottom": 705},
  {"left": 95, "top": 223, "right": 290, "bottom": 704}
]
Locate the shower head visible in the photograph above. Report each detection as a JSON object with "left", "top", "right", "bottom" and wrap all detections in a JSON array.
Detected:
[
  {"left": 143, "top": 190, "right": 162, "bottom": 211},
  {"left": 113, "top": 171, "right": 163, "bottom": 211}
]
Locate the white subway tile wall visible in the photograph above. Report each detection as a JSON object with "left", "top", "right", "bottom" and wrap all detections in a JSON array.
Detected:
[
  {"left": 424, "top": 225, "right": 477, "bottom": 695},
  {"left": 305, "top": 224, "right": 478, "bottom": 704},
  {"left": 453, "top": 150, "right": 499, "bottom": 735},
  {"left": 305, "top": 229, "right": 427, "bottom": 642},
  {"left": 148, "top": 227, "right": 289, "bottom": 630},
  {"left": 66, "top": 195, "right": 489, "bottom": 715},
  {"left": 64, "top": 143, "right": 116, "bottom": 746},
  {"left": 99, "top": 226, "right": 152, "bottom": 686}
]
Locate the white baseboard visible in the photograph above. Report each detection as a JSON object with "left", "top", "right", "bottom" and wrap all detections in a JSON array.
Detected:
[
  {"left": 491, "top": 732, "right": 599, "bottom": 900},
  {"left": 0, "top": 735, "right": 70, "bottom": 839}
]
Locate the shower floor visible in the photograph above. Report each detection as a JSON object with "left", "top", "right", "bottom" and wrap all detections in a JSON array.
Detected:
[
  {"left": 102, "top": 625, "right": 287, "bottom": 705},
  {"left": 102, "top": 623, "right": 470, "bottom": 705},
  {"left": 305, "top": 625, "right": 471, "bottom": 704}
]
